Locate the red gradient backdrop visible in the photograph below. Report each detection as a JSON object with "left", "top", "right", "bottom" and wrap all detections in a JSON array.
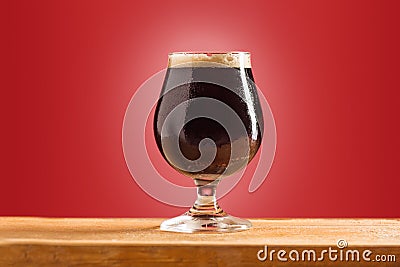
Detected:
[{"left": 4, "top": 0, "right": 400, "bottom": 217}]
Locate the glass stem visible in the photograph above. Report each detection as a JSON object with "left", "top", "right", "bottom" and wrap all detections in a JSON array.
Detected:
[{"left": 189, "top": 179, "right": 226, "bottom": 216}]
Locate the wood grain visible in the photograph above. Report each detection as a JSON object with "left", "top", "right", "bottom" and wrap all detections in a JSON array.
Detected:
[{"left": 0, "top": 217, "right": 399, "bottom": 266}]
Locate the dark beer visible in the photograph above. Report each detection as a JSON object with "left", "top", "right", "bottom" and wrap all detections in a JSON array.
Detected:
[{"left": 154, "top": 53, "right": 263, "bottom": 179}]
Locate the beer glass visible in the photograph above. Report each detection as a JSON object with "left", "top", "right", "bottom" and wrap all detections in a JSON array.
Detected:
[{"left": 154, "top": 52, "right": 263, "bottom": 233}]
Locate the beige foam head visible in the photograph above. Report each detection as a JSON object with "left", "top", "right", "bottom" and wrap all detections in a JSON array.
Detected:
[{"left": 168, "top": 52, "right": 251, "bottom": 68}]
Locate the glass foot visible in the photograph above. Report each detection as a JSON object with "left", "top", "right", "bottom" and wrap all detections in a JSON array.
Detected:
[{"left": 160, "top": 212, "right": 252, "bottom": 233}]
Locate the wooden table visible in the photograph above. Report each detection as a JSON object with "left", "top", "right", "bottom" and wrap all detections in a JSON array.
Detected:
[{"left": 0, "top": 217, "right": 399, "bottom": 266}]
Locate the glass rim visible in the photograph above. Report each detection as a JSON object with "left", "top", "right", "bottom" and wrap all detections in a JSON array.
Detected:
[
  {"left": 168, "top": 51, "right": 250, "bottom": 56},
  {"left": 168, "top": 51, "right": 251, "bottom": 68}
]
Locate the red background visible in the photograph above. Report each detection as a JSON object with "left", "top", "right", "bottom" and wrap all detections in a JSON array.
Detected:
[{"left": 4, "top": 0, "right": 400, "bottom": 218}]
